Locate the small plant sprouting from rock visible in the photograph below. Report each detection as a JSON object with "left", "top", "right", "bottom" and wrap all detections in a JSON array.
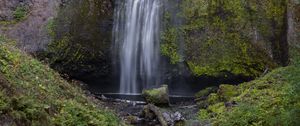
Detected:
[{"left": 13, "top": 6, "right": 28, "bottom": 21}]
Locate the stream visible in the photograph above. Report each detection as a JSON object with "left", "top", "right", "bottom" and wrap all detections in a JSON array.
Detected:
[{"left": 97, "top": 94, "right": 201, "bottom": 126}]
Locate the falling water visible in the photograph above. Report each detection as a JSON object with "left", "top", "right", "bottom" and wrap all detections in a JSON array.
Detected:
[{"left": 113, "top": 0, "right": 161, "bottom": 94}]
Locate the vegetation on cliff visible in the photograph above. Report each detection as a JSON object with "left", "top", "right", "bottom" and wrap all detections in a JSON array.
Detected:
[
  {"left": 162, "top": 0, "right": 288, "bottom": 78},
  {"left": 0, "top": 36, "right": 120, "bottom": 125},
  {"left": 196, "top": 64, "right": 300, "bottom": 125},
  {"left": 41, "top": 0, "right": 114, "bottom": 80}
]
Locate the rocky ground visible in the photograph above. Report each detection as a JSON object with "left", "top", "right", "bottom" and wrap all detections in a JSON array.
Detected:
[{"left": 99, "top": 98, "right": 200, "bottom": 126}]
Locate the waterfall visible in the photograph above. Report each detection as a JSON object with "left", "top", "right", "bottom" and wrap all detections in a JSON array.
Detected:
[{"left": 113, "top": 0, "right": 161, "bottom": 94}]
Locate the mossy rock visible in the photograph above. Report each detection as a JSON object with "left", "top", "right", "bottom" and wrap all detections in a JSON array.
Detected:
[
  {"left": 195, "top": 92, "right": 221, "bottom": 109},
  {"left": 207, "top": 93, "right": 220, "bottom": 105},
  {"left": 217, "top": 84, "right": 239, "bottom": 101},
  {"left": 195, "top": 86, "right": 218, "bottom": 100},
  {"left": 125, "top": 115, "right": 139, "bottom": 124},
  {"left": 195, "top": 87, "right": 220, "bottom": 108},
  {"left": 142, "top": 85, "right": 169, "bottom": 106}
]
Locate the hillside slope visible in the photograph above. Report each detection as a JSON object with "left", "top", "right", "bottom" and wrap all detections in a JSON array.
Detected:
[
  {"left": 197, "top": 64, "right": 300, "bottom": 125},
  {"left": 0, "top": 36, "right": 120, "bottom": 125}
]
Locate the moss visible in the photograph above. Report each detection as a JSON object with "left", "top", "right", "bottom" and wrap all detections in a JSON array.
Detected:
[
  {"left": 0, "top": 36, "right": 120, "bottom": 125},
  {"left": 161, "top": 28, "right": 182, "bottom": 64},
  {"left": 198, "top": 109, "right": 210, "bottom": 120},
  {"left": 142, "top": 85, "right": 169, "bottom": 105},
  {"left": 196, "top": 64, "right": 300, "bottom": 125},
  {"left": 46, "top": 19, "right": 56, "bottom": 38},
  {"left": 162, "top": 0, "right": 286, "bottom": 77},
  {"left": 195, "top": 86, "right": 218, "bottom": 99},
  {"left": 207, "top": 102, "right": 226, "bottom": 115},
  {"left": 207, "top": 93, "right": 220, "bottom": 105},
  {"left": 217, "top": 84, "right": 239, "bottom": 101}
]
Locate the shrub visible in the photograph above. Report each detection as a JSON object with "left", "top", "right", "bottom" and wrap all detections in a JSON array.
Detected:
[{"left": 13, "top": 6, "right": 28, "bottom": 21}]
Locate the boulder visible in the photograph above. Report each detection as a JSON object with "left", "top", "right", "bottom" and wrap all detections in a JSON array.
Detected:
[
  {"left": 143, "top": 104, "right": 185, "bottom": 126},
  {"left": 125, "top": 115, "right": 139, "bottom": 124},
  {"left": 142, "top": 85, "right": 169, "bottom": 106}
]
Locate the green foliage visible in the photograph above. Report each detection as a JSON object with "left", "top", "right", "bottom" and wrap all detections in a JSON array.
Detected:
[
  {"left": 207, "top": 93, "right": 220, "bottom": 105},
  {"left": 198, "top": 109, "right": 209, "bottom": 120},
  {"left": 196, "top": 65, "right": 300, "bottom": 126},
  {"left": 0, "top": 36, "right": 120, "bottom": 125},
  {"left": 161, "top": 28, "right": 181, "bottom": 64},
  {"left": 53, "top": 100, "right": 118, "bottom": 126},
  {"left": 217, "top": 85, "right": 239, "bottom": 101},
  {"left": 13, "top": 6, "right": 28, "bottom": 21},
  {"left": 46, "top": 19, "right": 56, "bottom": 37},
  {"left": 162, "top": 0, "right": 286, "bottom": 77}
]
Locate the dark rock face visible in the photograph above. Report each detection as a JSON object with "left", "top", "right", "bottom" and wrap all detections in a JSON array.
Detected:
[
  {"left": 44, "top": 0, "right": 116, "bottom": 93},
  {"left": 288, "top": 0, "right": 300, "bottom": 64},
  {"left": 0, "top": 0, "right": 32, "bottom": 21}
]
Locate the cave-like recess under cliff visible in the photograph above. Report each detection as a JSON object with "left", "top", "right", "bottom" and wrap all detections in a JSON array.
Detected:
[{"left": 43, "top": 0, "right": 291, "bottom": 97}]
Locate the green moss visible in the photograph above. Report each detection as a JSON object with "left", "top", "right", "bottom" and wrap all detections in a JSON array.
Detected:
[
  {"left": 161, "top": 28, "right": 181, "bottom": 64},
  {"left": 195, "top": 86, "right": 218, "bottom": 99},
  {"left": 162, "top": 0, "right": 286, "bottom": 77},
  {"left": 0, "top": 36, "right": 120, "bottom": 125},
  {"left": 197, "top": 64, "right": 300, "bottom": 125},
  {"left": 217, "top": 84, "right": 239, "bottom": 101},
  {"left": 207, "top": 93, "right": 220, "bottom": 105},
  {"left": 207, "top": 102, "right": 226, "bottom": 115},
  {"left": 46, "top": 19, "right": 56, "bottom": 38},
  {"left": 198, "top": 109, "right": 210, "bottom": 120},
  {"left": 142, "top": 85, "right": 169, "bottom": 105}
]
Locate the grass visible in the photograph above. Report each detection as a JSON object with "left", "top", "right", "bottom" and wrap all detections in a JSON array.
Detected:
[
  {"left": 0, "top": 36, "right": 121, "bottom": 125},
  {"left": 197, "top": 64, "right": 300, "bottom": 126}
]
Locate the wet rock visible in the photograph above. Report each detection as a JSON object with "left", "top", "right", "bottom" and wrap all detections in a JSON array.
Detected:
[
  {"left": 125, "top": 115, "right": 139, "bottom": 124},
  {"left": 142, "top": 85, "right": 169, "bottom": 106},
  {"left": 142, "top": 106, "right": 156, "bottom": 120},
  {"left": 225, "top": 101, "right": 238, "bottom": 108},
  {"left": 173, "top": 112, "right": 185, "bottom": 122},
  {"left": 163, "top": 112, "right": 173, "bottom": 124},
  {"left": 143, "top": 104, "right": 168, "bottom": 126},
  {"left": 101, "top": 95, "right": 108, "bottom": 100},
  {"left": 143, "top": 104, "right": 187, "bottom": 126}
]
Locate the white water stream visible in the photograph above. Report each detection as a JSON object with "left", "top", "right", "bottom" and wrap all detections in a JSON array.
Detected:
[{"left": 113, "top": 0, "right": 161, "bottom": 94}]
